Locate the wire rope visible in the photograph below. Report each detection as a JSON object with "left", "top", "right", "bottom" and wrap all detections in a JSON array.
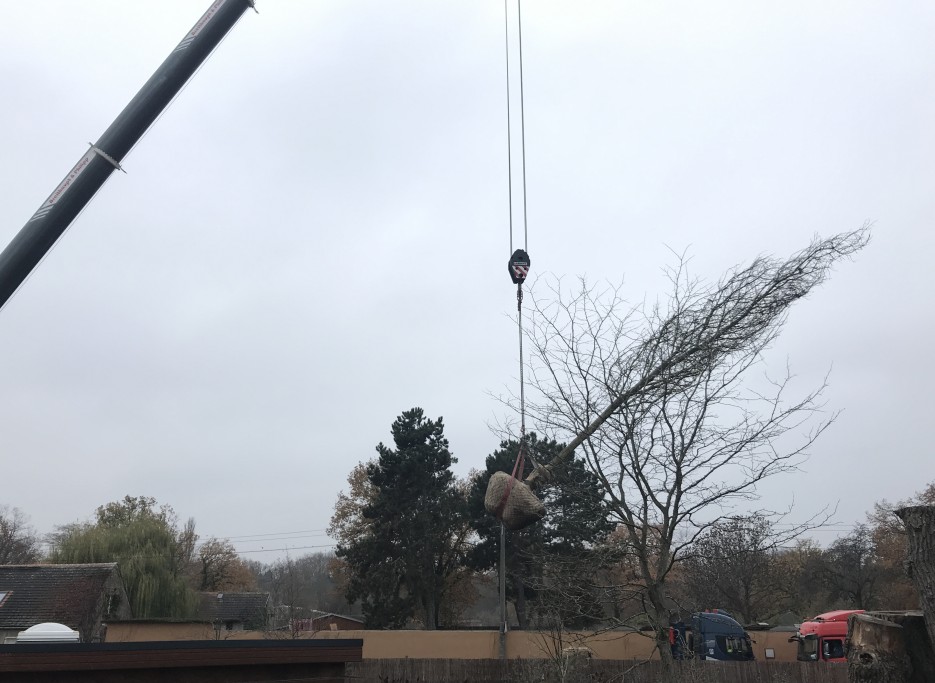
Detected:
[
  {"left": 505, "top": 0, "right": 515, "bottom": 255},
  {"left": 501, "top": 0, "right": 534, "bottom": 647},
  {"left": 517, "top": 0, "right": 529, "bottom": 252},
  {"left": 502, "top": 0, "right": 533, "bottom": 487}
]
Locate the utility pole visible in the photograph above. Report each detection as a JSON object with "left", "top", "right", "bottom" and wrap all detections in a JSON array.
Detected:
[{"left": 499, "top": 522, "right": 507, "bottom": 660}]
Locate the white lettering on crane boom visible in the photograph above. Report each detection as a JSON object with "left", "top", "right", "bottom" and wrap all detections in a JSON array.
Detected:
[
  {"left": 28, "top": 150, "right": 96, "bottom": 223},
  {"left": 173, "top": 0, "right": 228, "bottom": 53}
]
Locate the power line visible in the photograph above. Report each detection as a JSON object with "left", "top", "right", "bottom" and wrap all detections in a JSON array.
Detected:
[
  {"left": 236, "top": 543, "right": 336, "bottom": 555},
  {"left": 221, "top": 528, "right": 331, "bottom": 541}
]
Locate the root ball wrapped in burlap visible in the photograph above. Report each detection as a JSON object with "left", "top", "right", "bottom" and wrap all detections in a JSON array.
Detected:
[{"left": 484, "top": 471, "right": 545, "bottom": 531}]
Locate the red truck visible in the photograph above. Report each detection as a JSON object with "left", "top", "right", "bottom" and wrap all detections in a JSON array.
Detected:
[{"left": 794, "top": 609, "right": 864, "bottom": 662}]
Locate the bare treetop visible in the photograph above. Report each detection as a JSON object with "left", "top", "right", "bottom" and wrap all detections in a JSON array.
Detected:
[{"left": 525, "top": 227, "right": 870, "bottom": 489}]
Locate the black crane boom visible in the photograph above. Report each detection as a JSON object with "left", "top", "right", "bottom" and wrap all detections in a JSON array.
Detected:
[{"left": 0, "top": 0, "right": 254, "bottom": 310}]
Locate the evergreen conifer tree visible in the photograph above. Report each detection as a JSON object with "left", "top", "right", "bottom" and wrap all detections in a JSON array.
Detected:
[
  {"left": 468, "top": 435, "right": 613, "bottom": 628},
  {"left": 337, "top": 408, "right": 469, "bottom": 629}
]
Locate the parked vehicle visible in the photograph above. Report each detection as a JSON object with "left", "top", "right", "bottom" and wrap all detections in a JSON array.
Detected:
[
  {"left": 794, "top": 609, "right": 864, "bottom": 662},
  {"left": 670, "top": 609, "right": 755, "bottom": 661}
]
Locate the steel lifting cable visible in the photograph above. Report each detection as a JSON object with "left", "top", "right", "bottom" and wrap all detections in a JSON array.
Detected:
[
  {"left": 498, "top": 6, "right": 538, "bottom": 648},
  {"left": 499, "top": 0, "right": 533, "bottom": 516}
]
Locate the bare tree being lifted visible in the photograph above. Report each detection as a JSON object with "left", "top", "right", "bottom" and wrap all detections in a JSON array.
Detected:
[{"left": 486, "top": 228, "right": 869, "bottom": 659}]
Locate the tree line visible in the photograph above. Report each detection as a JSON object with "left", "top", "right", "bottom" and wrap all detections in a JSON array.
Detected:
[
  {"left": 326, "top": 406, "right": 933, "bottom": 630},
  {"left": 0, "top": 495, "right": 357, "bottom": 619},
  {"left": 1, "top": 450, "right": 928, "bottom": 629}
]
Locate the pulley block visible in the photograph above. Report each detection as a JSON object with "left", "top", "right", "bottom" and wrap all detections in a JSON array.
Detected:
[{"left": 508, "top": 249, "right": 530, "bottom": 284}]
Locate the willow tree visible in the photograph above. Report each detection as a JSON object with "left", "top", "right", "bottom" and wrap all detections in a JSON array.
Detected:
[
  {"left": 50, "top": 496, "right": 197, "bottom": 618},
  {"left": 515, "top": 229, "right": 868, "bottom": 658}
]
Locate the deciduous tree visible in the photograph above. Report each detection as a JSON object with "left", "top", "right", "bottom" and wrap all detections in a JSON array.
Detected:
[
  {"left": 516, "top": 230, "right": 868, "bottom": 659},
  {"left": 822, "top": 524, "right": 882, "bottom": 610},
  {"left": 0, "top": 506, "right": 42, "bottom": 564},
  {"left": 329, "top": 462, "right": 377, "bottom": 549},
  {"left": 256, "top": 551, "right": 353, "bottom": 620},
  {"left": 197, "top": 538, "right": 257, "bottom": 592},
  {"left": 681, "top": 514, "right": 791, "bottom": 622},
  {"left": 772, "top": 539, "right": 832, "bottom": 617},
  {"left": 867, "top": 482, "right": 934, "bottom": 609}
]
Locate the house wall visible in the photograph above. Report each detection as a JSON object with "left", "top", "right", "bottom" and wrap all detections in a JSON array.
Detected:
[
  {"left": 67, "top": 569, "right": 135, "bottom": 642},
  {"left": 106, "top": 625, "right": 799, "bottom": 661},
  {"left": 88, "top": 572, "right": 133, "bottom": 641},
  {"left": 751, "top": 631, "right": 799, "bottom": 661},
  {"left": 108, "top": 622, "right": 218, "bottom": 641}
]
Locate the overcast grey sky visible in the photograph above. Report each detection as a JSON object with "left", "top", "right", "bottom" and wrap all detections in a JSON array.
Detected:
[{"left": 1, "top": 1, "right": 932, "bottom": 563}]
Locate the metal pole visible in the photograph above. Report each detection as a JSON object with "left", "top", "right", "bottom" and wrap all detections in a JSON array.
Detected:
[{"left": 499, "top": 521, "right": 507, "bottom": 659}]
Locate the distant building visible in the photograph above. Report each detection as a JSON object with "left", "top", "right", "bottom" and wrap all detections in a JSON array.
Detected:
[
  {"left": 0, "top": 563, "right": 131, "bottom": 643},
  {"left": 292, "top": 610, "right": 366, "bottom": 632},
  {"left": 197, "top": 592, "right": 270, "bottom": 632}
]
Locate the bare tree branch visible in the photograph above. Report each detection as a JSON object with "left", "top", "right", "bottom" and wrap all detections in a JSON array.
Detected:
[
  {"left": 504, "top": 228, "right": 868, "bottom": 661},
  {"left": 524, "top": 228, "right": 868, "bottom": 489}
]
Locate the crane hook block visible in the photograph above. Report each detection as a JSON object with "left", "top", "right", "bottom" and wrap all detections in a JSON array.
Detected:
[{"left": 509, "top": 249, "right": 530, "bottom": 284}]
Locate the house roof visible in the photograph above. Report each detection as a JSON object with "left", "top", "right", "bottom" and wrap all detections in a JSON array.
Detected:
[
  {"left": 0, "top": 563, "right": 122, "bottom": 630},
  {"left": 310, "top": 611, "right": 365, "bottom": 624},
  {"left": 197, "top": 592, "right": 269, "bottom": 624},
  {"left": 766, "top": 610, "right": 804, "bottom": 627}
]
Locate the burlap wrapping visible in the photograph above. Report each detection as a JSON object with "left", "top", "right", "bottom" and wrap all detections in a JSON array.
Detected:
[{"left": 484, "top": 471, "right": 545, "bottom": 531}]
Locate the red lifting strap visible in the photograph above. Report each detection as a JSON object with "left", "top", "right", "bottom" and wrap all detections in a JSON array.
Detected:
[{"left": 494, "top": 437, "right": 527, "bottom": 518}]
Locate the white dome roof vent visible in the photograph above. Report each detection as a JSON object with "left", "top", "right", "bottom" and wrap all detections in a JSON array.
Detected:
[{"left": 16, "top": 622, "right": 80, "bottom": 643}]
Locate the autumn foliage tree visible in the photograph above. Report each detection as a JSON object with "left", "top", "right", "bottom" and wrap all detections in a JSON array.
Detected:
[
  {"left": 329, "top": 462, "right": 377, "bottom": 558},
  {"left": 867, "top": 482, "right": 935, "bottom": 609},
  {"left": 197, "top": 538, "right": 257, "bottom": 592}
]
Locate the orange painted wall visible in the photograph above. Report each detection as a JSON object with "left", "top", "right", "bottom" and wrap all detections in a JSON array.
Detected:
[{"left": 106, "top": 624, "right": 798, "bottom": 662}]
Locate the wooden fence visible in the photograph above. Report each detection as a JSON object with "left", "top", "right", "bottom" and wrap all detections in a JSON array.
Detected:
[{"left": 346, "top": 658, "right": 849, "bottom": 683}]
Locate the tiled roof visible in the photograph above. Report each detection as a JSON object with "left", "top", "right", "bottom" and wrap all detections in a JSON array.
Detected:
[
  {"left": 311, "top": 610, "right": 365, "bottom": 624},
  {"left": 0, "top": 564, "right": 121, "bottom": 630},
  {"left": 197, "top": 592, "right": 269, "bottom": 626}
]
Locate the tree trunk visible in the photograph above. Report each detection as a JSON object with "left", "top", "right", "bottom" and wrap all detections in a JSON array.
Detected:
[
  {"left": 511, "top": 573, "right": 528, "bottom": 629},
  {"left": 895, "top": 506, "right": 935, "bottom": 650},
  {"left": 422, "top": 594, "right": 437, "bottom": 630},
  {"left": 420, "top": 547, "right": 438, "bottom": 630},
  {"left": 847, "top": 611, "right": 935, "bottom": 683},
  {"left": 846, "top": 506, "right": 935, "bottom": 683},
  {"left": 898, "top": 612, "right": 935, "bottom": 683},
  {"left": 847, "top": 613, "right": 911, "bottom": 683},
  {"left": 646, "top": 582, "right": 673, "bottom": 664}
]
